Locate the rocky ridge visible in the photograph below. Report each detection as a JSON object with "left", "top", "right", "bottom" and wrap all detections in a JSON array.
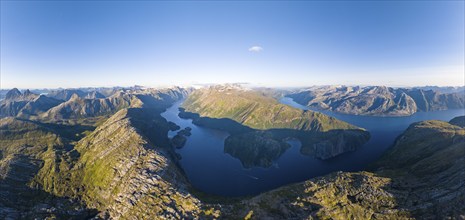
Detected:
[
  {"left": 288, "top": 85, "right": 464, "bottom": 116},
  {"left": 0, "top": 86, "right": 463, "bottom": 219},
  {"left": 0, "top": 87, "right": 190, "bottom": 123}
]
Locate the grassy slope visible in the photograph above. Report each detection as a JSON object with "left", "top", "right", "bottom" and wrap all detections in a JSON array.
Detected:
[
  {"left": 0, "top": 117, "right": 95, "bottom": 219},
  {"left": 182, "top": 86, "right": 359, "bottom": 132}
]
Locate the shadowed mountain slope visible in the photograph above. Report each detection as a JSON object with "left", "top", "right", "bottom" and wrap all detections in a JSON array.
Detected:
[{"left": 0, "top": 86, "right": 462, "bottom": 219}]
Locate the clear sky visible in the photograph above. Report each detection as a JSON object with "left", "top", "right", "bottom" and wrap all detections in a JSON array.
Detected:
[{"left": 1, "top": 1, "right": 464, "bottom": 89}]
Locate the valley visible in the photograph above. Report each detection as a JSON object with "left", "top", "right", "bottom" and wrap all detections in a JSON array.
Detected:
[
  {"left": 2, "top": 1, "right": 463, "bottom": 218},
  {"left": 0, "top": 85, "right": 463, "bottom": 219}
]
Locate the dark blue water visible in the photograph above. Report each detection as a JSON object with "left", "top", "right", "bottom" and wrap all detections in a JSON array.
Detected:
[{"left": 161, "top": 99, "right": 464, "bottom": 197}]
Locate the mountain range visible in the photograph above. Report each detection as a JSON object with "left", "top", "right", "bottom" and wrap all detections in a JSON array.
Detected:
[
  {"left": 287, "top": 85, "right": 464, "bottom": 116},
  {"left": 0, "top": 85, "right": 463, "bottom": 219},
  {"left": 0, "top": 87, "right": 189, "bottom": 121}
]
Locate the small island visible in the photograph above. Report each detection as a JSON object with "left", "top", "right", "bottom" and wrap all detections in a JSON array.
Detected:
[{"left": 170, "top": 127, "right": 192, "bottom": 149}]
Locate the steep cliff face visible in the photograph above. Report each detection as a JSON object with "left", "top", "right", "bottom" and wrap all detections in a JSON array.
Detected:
[
  {"left": 288, "top": 86, "right": 464, "bottom": 116},
  {"left": 224, "top": 131, "right": 291, "bottom": 168},
  {"left": 309, "top": 129, "right": 370, "bottom": 160}
]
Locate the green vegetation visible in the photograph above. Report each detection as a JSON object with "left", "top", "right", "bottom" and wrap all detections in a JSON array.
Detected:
[
  {"left": 0, "top": 85, "right": 463, "bottom": 219},
  {"left": 182, "top": 86, "right": 359, "bottom": 132},
  {"left": 181, "top": 86, "right": 370, "bottom": 166},
  {"left": 0, "top": 117, "right": 97, "bottom": 219},
  {"left": 0, "top": 87, "right": 196, "bottom": 218}
]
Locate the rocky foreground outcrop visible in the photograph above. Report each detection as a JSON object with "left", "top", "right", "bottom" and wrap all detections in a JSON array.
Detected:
[
  {"left": 65, "top": 108, "right": 203, "bottom": 219},
  {"left": 288, "top": 85, "right": 465, "bottom": 116}
]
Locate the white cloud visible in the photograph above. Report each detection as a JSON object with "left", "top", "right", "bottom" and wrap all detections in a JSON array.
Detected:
[{"left": 248, "top": 46, "right": 263, "bottom": 52}]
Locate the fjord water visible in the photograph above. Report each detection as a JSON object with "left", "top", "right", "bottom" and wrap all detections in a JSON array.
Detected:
[{"left": 161, "top": 99, "right": 464, "bottom": 197}]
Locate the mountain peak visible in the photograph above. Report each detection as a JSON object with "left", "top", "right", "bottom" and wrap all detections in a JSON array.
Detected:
[
  {"left": 69, "top": 93, "right": 81, "bottom": 101},
  {"left": 22, "top": 89, "right": 37, "bottom": 99},
  {"left": 5, "top": 88, "right": 22, "bottom": 100},
  {"left": 210, "top": 83, "right": 251, "bottom": 92},
  {"left": 23, "top": 89, "right": 32, "bottom": 95},
  {"left": 85, "top": 91, "right": 105, "bottom": 99}
]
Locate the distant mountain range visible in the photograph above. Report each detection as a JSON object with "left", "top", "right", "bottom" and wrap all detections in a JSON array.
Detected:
[
  {"left": 412, "top": 86, "right": 465, "bottom": 94},
  {"left": 287, "top": 85, "right": 464, "bottom": 116},
  {"left": 0, "top": 87, "right": 190, "bottom": 121}
]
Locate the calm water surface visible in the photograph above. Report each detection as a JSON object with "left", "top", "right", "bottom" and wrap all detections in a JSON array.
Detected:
[{"left": 161, "top": 98, "right": 464, "bottom": 197}]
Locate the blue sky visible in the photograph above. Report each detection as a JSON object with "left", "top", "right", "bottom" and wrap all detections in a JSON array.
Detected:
[{"left": 1, "top": 1, "right": 464, "bottom": 89}]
